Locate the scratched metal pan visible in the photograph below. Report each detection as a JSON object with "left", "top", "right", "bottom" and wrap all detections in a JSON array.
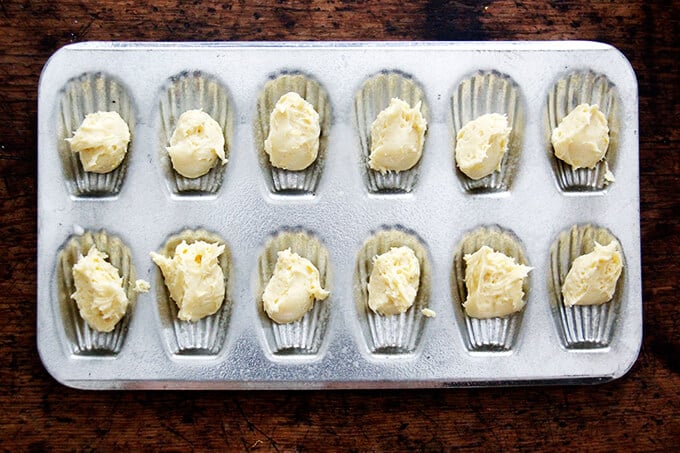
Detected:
[{"left": 37, "top": 41, "right": 641, "bottom": 389}]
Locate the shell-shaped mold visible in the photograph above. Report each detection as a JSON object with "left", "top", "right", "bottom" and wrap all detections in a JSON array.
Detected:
[
  {"left": 549, "top": 224, "right": 625, "bottom": 348},
  {"left": 354, "top": 71, "right": 429, "bottom": 193},
  {"left": 57, "top": 73, "right": 135, "bottom": 197},
  {"left": 56, "top": 230, "right": 136, "bottom": 355},
  {"left": 451, "top": 71, "right": 524, "bottom": 193},
  {"left": 152, "top": 229, "right": 231, "bottom": 355},
  {"left": 354, "top": 227, "right": 431, "bottom": 354},
  {"left": 158, "top": 71, "right": 233, "bottom": 195},
  {"left": 451, "top": 226, "right": 530, "bottom": 351},
  {"left": 546, "top": 70, "right": 620, "bottom": 192},
  {"left": 257, "top": 230, "right": 331, "bottom": 355},
  {"left": 254, "top": 73, "right": 331, "bottom": 194}
]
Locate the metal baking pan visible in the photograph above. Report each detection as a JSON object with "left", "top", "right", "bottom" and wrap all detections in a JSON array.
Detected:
[{"left": 37, "top": 41, "right": 641, "bottom": 389}]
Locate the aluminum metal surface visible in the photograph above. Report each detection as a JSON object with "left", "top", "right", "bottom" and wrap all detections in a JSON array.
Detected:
[{"left": 37, "top": 41, "right": 641, "bottom": 389}]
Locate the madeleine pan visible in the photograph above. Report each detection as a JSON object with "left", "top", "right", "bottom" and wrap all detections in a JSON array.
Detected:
[{"left": 38, "top": 41, "right": 640, "bottom": 389}]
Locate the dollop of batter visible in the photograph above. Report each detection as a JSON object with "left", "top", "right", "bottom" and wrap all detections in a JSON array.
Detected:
[
  {"left": 369, "top": 98, "right": 427, "bottom": 172},
  {"left": 67, "top": 111, "right": 130, "bottom": 173},
  {"left": 167, "top": 110, "right": 226, "bottom": 178},
  {"left": 262, "top": 249, "right": 329, "bottom": 324}
]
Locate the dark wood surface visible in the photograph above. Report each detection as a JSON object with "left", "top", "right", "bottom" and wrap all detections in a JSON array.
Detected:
[{"left": 1, "top": 0, "right": 678, "bottom": 450}]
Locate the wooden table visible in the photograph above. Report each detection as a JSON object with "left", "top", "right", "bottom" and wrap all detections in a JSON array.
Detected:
[{"left": 1, "top": 1, "right": 677, "bottom": 450}]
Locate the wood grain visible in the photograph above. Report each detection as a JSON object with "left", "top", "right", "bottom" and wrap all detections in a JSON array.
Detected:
[{"left": 0, "top": 0, "right": 678, "bottom": 450}]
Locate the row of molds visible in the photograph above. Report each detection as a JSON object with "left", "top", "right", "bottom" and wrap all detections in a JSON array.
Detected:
[
  {"left": 56, "top": 69, "right": 619, "bottom": 198},
  {"left": 55, "top": 224, "right": 624, "bottom": 359}
]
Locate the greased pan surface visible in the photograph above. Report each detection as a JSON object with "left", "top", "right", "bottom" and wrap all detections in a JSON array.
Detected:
[{"left": 37, "top": 41, "right": 641, "bottom": 389}]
